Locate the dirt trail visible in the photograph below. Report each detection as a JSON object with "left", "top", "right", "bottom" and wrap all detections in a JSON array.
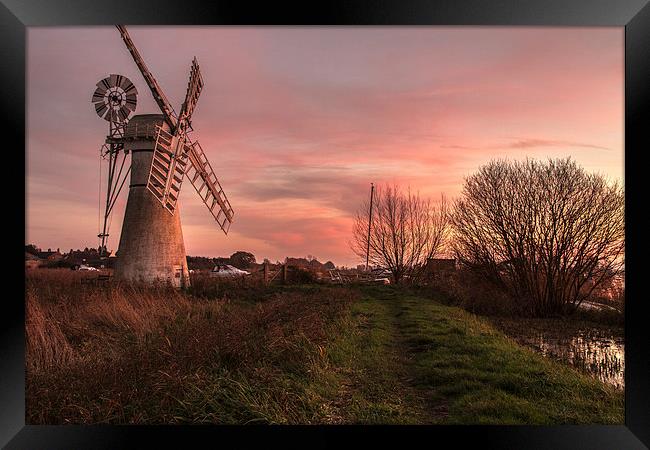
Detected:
[
  {"left": 329, "top": 289, "right": 448, "bottom": 424},
  {"left": 383, "top": 294, "right": 450, "bottom": 422}
]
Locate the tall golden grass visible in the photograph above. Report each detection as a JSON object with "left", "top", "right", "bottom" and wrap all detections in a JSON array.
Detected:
[
  {"left": 26, "top": 269, "right": 208, "bottom": 371},
  {"left": 26, "top": 285, "right": 74, "bottom": 371},
  {"left": 25, "top": 268, "right": 356, "bottom": 424}
]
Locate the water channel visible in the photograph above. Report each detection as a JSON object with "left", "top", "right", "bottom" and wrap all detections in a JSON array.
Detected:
[{"left": 489, "top": 317, "right": 624, "bottom": 390}]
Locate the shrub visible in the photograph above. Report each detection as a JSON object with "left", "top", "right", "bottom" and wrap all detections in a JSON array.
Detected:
[
  {"left": 291, "top": 267, "right": 319, "bottom": 284},
  {"left": 451, "top": 158, "right": 624, "bottom": 316},
  {"left": 422, "top": 268, "right": 525, "bottom": 316}
]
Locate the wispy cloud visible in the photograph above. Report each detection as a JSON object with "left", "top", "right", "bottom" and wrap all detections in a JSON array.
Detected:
[{"left": 502, "top": 138, "right": 610, "bottom": 151}]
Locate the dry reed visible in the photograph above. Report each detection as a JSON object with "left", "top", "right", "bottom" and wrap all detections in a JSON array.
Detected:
[{"left": 25, "top": 268, "right": 356, "bottom": 424}]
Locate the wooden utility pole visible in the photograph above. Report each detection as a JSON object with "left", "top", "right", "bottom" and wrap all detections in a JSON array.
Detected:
[{"left": 366, "top": 182, "right": 375, "bottom": 271}]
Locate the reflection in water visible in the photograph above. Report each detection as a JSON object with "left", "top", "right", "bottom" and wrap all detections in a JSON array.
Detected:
[
  {"left": 515, "top": 330, "right": 624, "bottom": 389},
  {"left": 489, "top": 317, "right": 625, "bottom": 390}
]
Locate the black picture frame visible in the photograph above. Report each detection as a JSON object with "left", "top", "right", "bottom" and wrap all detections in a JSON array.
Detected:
[{"left": 3, "top": 0, "right": 648, "bottom": 448}]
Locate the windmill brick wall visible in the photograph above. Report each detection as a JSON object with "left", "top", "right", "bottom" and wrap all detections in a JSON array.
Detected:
[{"left": 114, "top": 115, "right": 190, "bottom": 287}]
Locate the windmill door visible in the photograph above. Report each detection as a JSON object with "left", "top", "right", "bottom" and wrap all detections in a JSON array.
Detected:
[{"left": 173, "top": 265, "right": 183, "bottom": 288}]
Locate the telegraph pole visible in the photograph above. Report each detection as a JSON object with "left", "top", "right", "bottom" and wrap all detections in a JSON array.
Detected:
[{"left": 365, "top": 182, "right": 375, "bottom": 271}]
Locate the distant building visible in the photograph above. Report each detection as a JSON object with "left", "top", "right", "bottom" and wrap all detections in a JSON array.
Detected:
[
  {"left": 425, "top": 258, "right": 456, "bottom": 277},
  {"left": 285, "top": 257, "right": 324, "bottom": 270},
  {"left": 36, "top": 249, "right": 63, "bottom": 261},
  {"left": 64, "top": 248, "right": 111, "bottom": 266}
]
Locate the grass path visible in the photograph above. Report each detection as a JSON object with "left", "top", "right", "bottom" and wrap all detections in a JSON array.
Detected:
[
  {"left": 325, "top": 286, "right": 623, "bottom": 424},
  {"left": 323, "top": 288, "right": 431, "bottom": 423}
]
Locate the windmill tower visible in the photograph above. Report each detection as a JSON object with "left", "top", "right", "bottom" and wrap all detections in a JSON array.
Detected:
[{"left": 91, "top": 26, "right": 234, "bottom": 287}]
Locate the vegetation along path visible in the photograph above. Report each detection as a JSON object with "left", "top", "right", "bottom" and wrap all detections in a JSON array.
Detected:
[
  {"left": 326, "top": 286, "right": 623, "bottom": 424},
  {"left": 26, "top": 275, "right": 623, "bottom": 424}
]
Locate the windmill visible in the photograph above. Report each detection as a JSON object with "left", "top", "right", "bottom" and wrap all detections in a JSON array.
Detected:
[{"left": 91, "top": 25, "right": 234, "bottom": 287}]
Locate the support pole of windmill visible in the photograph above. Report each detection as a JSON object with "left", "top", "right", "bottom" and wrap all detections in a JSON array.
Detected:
[
  {"left": 97, "top": 121, "right": 113, "bottom": 257},
  {"left": 365, "top": 182, "right": 375, "bottom": 272},
  {"left": 94, "top": 96, "right": 131, "bottom": 258}
]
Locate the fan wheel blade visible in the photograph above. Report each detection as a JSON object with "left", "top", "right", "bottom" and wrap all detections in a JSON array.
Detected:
[
  {"left": 117, "top": 75, "right": 131, "bottom": 90},
  {"left": 123, "top": 81, "right": 137, "bottom": 96},
  {"left": 95, "top": 102, "right": 108, "bottom": 118},
  {"left": 94, "top": 84, "right": 107, "bottom": 96},
  {"left": 100, "top": 78, "right": 112, "bottom": 91}
]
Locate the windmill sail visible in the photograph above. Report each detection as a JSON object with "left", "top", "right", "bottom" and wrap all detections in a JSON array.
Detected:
[
  {"left": 147, "top": 126, "right": 189, "bottom": 215},
  {"left": 185, "top": 140, "right": 234, "bottom": 234},
  {"left": 145, "top": 58, "right": 204, "bottom": 214},
  {"left": 116, "top": 25, "right": 234, "bottom": 235},
  {"left": 179, "top": 58, "right": 203, "bottom": 125},
  {"left": 116, "top": 25, "right": 178, "bottom": 130}
]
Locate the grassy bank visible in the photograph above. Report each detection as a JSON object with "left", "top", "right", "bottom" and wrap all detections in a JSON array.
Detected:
[
  {"left": 26, "top": 270, "right": 623, "bottom": 424},
  {"left": 332, "top": 287, "right": 623, "bottom": 424}
]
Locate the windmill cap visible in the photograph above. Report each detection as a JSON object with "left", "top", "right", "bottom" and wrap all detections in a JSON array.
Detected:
[
  {"left": 128, "top": 113, "right": 165, "bottom": 124},
  {"left": 124, "top": 114, "right": 170, "bottom": 139}
]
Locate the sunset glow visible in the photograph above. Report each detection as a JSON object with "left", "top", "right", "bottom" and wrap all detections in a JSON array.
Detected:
[{"left": 26, "top": 27, "right": 624, "bottom": 266}]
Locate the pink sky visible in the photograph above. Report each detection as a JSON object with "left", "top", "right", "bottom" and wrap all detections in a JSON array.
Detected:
[{"left": 26, "top": 27, "right": 624, "bottom": 267}]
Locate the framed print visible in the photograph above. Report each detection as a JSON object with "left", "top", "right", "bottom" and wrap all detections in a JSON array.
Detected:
[{"left": 2, "top": 0, "right": 649, "bottom": 448}]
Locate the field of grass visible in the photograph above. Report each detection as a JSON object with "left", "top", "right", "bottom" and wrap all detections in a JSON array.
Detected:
[{"left": 26, "top": 269, "right": 623, "bottom": 424}]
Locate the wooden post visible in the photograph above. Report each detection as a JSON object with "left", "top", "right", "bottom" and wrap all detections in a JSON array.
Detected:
[
  {"left": 263, "top": 262, "right": 269, "bottom": 284},
  {"left": 282, "top": 264, "right": 288, "bottom": 284}
]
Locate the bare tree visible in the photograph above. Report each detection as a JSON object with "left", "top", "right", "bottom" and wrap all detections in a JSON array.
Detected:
[
  {"left": 351, "top": 185, "right": 449, "bottom": 284},
  {"left": 451, "top": 158, "right": 624, "bottom": 316}
]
